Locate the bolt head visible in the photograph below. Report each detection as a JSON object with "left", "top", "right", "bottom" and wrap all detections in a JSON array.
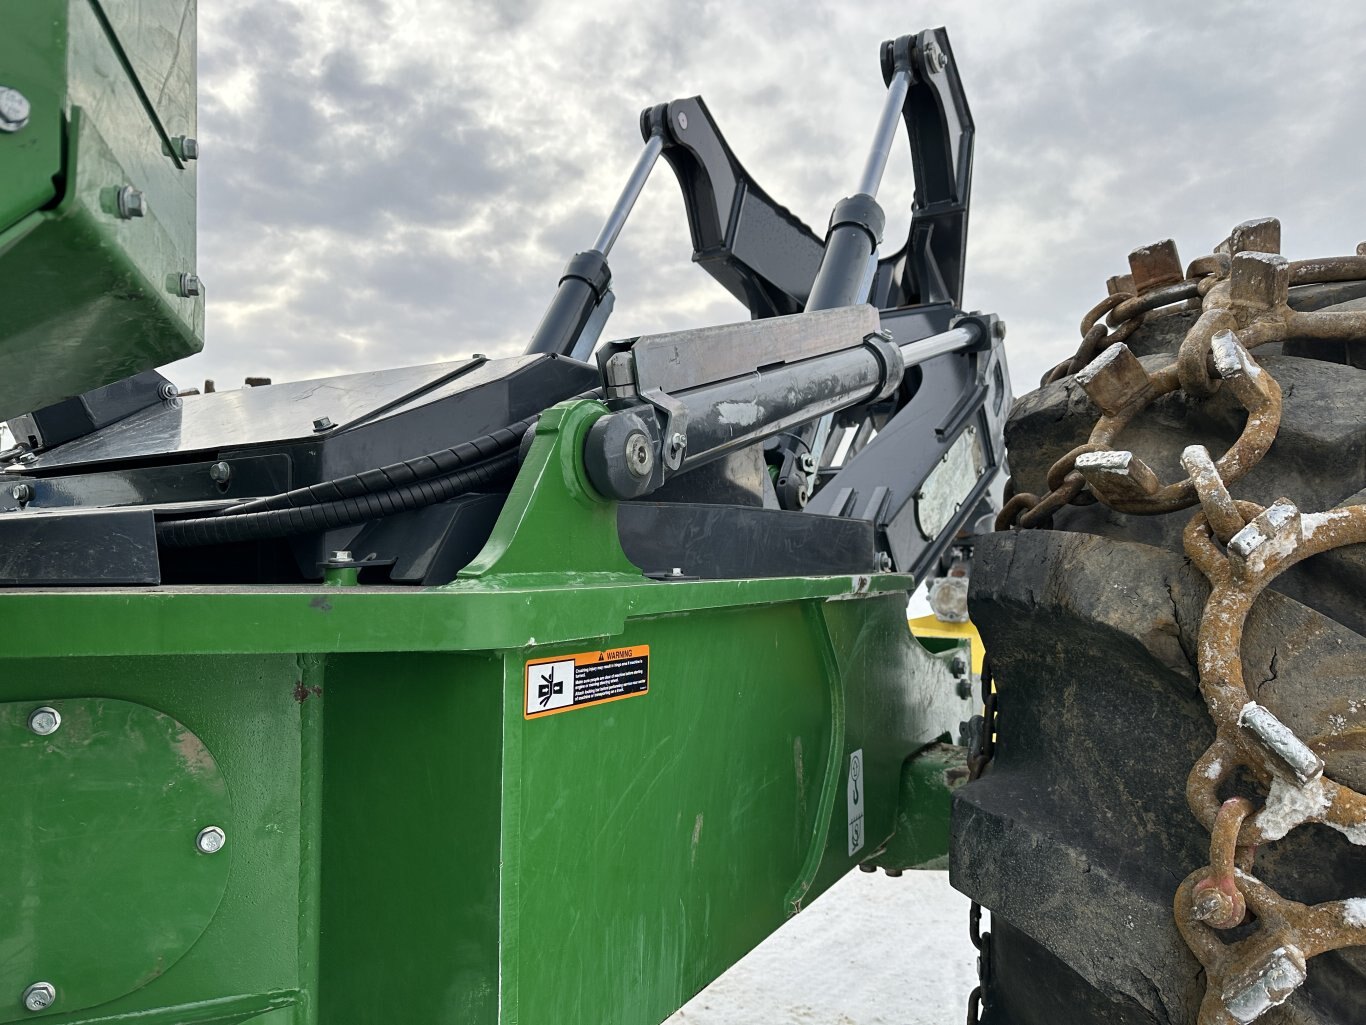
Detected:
[
  {"left": 670, "top": 432, "right": 687, "bottom": 451},
  {"left": 116, "top": 186, "right": 146, "bottom": 219},
  {"left": 178, "top": 273, "right": 203, "bottom": 298},
  {"left": 179, "top": 136, "right": 199, "bottom": 160},
  {"left": 624, "top": 431, "right": 654, "bottom": 479},
  {"left": 330, "top": 550, "right": 353, "bottom": 564},
  {"left": 195, "top": 825, "right": 226, "bottom": 854},
  {"left": 923, "top": 41, "right": 948, "bottom": 73},
  {"left": 27, "top": 707, "right": 60, "bottom": 736},
  {"left": 676, "top": 111, "right": 688, "bottom": 131},
  {"left": 208, "top": 461, "right": 231, "bottom": 484},
  {"left": 11, "top": 482, "right": 33, "bottom": 503},
  {"left": 0, "top": 87, "right": 31, "bottom": 132},
  {"left": 22, "top": 982, "right": 55, "bottom": 1012}
]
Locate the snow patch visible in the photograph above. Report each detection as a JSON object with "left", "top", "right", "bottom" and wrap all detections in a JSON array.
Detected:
[{"left": 1342, "top": 898, "right": 1366, "bottom": 928}]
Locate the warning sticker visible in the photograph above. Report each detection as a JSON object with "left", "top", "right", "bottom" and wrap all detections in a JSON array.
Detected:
[
  {"left": 524, "top": 645, "right": 650, "bottom": 719},
  {"left": 847, "top": 748, "right": 866, "bottom": 856}
]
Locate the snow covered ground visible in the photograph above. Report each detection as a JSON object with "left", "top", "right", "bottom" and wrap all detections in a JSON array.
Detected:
[{"left": 664, "top": 870, "right": 976, "bottom": 1025}]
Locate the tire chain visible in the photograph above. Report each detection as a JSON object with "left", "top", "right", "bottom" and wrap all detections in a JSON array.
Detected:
[{"left": 991, "top": 218, "right": 1366, "bottom": 1025}]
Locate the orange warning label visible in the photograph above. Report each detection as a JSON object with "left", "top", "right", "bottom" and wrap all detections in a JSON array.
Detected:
[{"left": 524, "top": 645, "right": 650, "bottom": 719}]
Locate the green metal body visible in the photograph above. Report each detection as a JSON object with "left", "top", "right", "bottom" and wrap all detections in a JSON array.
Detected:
[
  {"left": 0, "top": 402, "right": 966, "bottom": 1024},
  {"left": 0, "top": 0, "right": 201, "bottom": 421}
]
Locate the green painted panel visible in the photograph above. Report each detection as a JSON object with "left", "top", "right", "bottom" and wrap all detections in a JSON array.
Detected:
[
  {"left": 0, "top": 697, "right": 230, "bottom": 1021},
  {"left": 504, "top": 604, "right": 836, "bottom": 1025},
  {"left": 0, "top": 655, "right": 309, "bottom": 1024},
  {"left": 0, "top": 0, "right": 67, "bottom": 233},
  {"left": 90, "top": 0, "right": 197, "bottom": 140},
  {"left": 318, "top": 652, "right": 504, "bottom": 1025},
  {"left": 0, "top": 402, "right": 967, "bottom": 1024},
  {"left": 0, "top": 0, "right": 199, "bottom": 421}
]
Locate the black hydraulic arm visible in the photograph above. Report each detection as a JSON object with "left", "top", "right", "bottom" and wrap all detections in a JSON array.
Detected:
[
  {"left": 870, "top": 28, "right": 975, "bottom": 310},
  {"left": 643, "top": 98, "right": 826, "bottom": 318}
]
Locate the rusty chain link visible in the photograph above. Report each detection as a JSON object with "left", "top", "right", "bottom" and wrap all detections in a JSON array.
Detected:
[{"left": 998, "top": 217, "right": 1366, "bottom": 1023}]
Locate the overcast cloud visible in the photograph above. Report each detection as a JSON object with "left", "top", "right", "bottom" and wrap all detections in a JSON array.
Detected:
[{"left": 171, "top": 0, "right": 1366, "bottom": 394}]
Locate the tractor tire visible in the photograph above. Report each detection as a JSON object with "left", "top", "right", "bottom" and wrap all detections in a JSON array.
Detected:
[{"left": 952, "top": 277, "right": 1366, "bottom": 1024}]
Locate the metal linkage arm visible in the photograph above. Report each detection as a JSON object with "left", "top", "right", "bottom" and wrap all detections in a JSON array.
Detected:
[
  {"left": 870, "top": 28, "right": 975, "bottom": 310},
  {"left": 643, "top": 98, "right": 826, "bottom": 318}
]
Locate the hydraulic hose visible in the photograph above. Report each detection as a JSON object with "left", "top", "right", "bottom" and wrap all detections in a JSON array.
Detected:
[
  {"left": 157, "top": 452, "right": 519, "bottom": 548},
  {"left": 219, "top": 388, "right": 603, "bottom": 519},
  {"left": 221, "top": 417, "right": 536, "bottom": 517}
]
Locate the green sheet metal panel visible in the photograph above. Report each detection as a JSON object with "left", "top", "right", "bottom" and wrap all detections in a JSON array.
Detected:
[
  {"left": 0, "top": 697, "right": 231, "bottom": 1019},
  {"left": 0, "top": 0, "right": 200, "bottom": 421},
  {"left": 0, "top": 403, "right": 969, "bottom": 1023},
  {"left": 0, "top": 654, "right": 311, "bottom": 1024},
  {"left": 0, "top": 0, "right": 66, "bottom": 233}
]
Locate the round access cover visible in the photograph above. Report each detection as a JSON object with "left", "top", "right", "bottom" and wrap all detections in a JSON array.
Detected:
[{"left": 0, "top": 698, "right": 231, "bottom": 1020}]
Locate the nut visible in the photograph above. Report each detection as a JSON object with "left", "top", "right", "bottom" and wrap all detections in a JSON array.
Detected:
[
  {"left": 178, "top": 273, "right": 203, "bottom": 298},
  {"left": 208, "top": 461, "right": 232, "bottom": 484}
]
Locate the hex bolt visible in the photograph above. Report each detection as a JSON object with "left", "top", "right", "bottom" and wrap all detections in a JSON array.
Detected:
[
  {"left": 11, "top": 482, "right": 33, "bottom": 504},
  {"left": 922, "top": 40, "right": 948, "bottom": 73},
  {"left": 670, "top": 432, "right": 687, "bottom": 453},
  {"left": 178, "top": 136, "right": 199, "bottom": 160},
  {"left": 22, "top": 982, "right": 55, "bottom": 1012},
  {"left": 177, "top": 273, "right": 203, "bottom": 298},
  {"left": 0, "top": 87, "right": 31, "bottom": 133},
  {"left": 195, "top": 825, "right": 227, "bottom": 854},
  {"left": 312, "top": 416, "right": 334, "bottom": 432},
  {"left": 27, "top": 707, "right": 61, "bottom": 736},
  {"left": 676, "top": 111, "right": 688, "bottom": 131},
  {"left": 624, "top": 431, "right": 654, "bottom": 480},
  {"left": 158, "top": 381, "right": 179, "bottom": 400},
  {"left": 208, "top": 461, "right": 232, "bottom": 485},
  {"left": 330, "top": 550, "right": 353, "bottom": 564},
  {"left": 116, "top": 185, "right": 146, "bottom": 219}
]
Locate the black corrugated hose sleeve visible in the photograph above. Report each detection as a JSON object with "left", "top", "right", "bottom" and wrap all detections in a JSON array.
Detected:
[
  {"left": 219, "top": 417, "right": 535, "bottom": 516},
  {"left": 218, "top": 388, "right": 603, "bottom": 518},
  {"left": 157, "top": 452, "right": 519, "bottom": 548}
]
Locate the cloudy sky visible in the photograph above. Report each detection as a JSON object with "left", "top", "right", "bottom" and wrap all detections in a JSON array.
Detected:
[{"left": 173, "top": 0, "right": 1366, "bottom": 395}]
